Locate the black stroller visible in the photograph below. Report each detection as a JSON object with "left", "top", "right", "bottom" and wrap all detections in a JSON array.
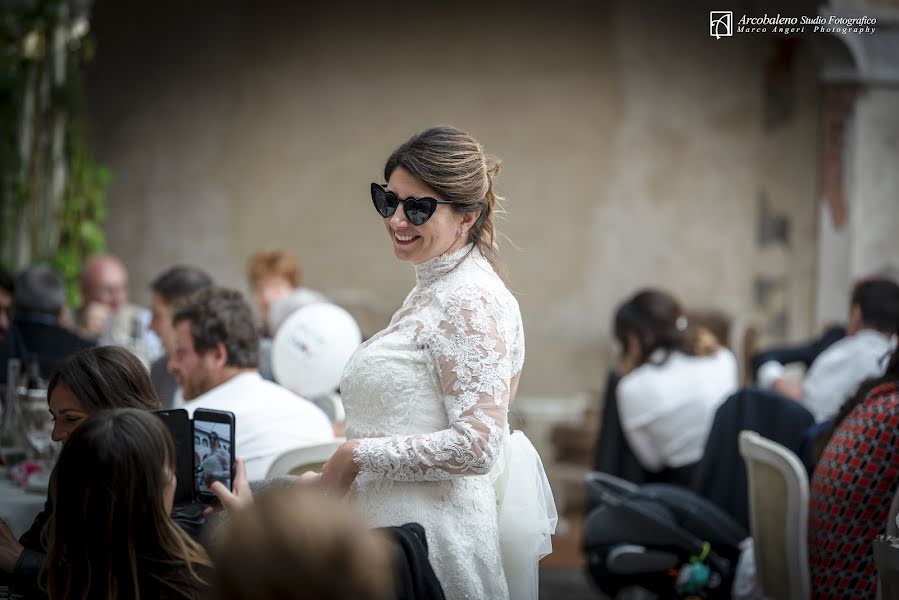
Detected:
[{"left": 583, "top": 472, "right": 748, "bottom": 599}]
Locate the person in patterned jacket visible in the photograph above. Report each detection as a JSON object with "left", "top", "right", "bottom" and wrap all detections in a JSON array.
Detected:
[{"left": 808, "top": 345, "right": 899, "bottom": 598}]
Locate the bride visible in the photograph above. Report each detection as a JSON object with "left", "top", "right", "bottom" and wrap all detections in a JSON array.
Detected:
[{"left": 320, "top": 126, "right": 556, "bottom": 599}]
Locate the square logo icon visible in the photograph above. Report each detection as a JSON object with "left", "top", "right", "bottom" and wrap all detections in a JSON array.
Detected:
[{"left": 710, "top": 11, "right": 733, "bottom": 38}]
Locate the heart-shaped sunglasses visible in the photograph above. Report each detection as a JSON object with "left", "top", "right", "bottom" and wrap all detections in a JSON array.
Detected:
[{"left": 370, "top": 183, "right": 454, "bottom": 226}]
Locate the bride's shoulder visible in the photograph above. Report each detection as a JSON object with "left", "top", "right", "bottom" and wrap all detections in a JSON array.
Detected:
[{"left": 432, "top": 272, "right": 517, "bottom": 319}]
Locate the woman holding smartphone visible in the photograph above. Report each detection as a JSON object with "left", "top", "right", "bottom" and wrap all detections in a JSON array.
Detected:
[
  {"left": 0, "top": 346, "right": 162, "bottom": 593},
  {"left": 46, "top": 408, "right": 211, "bottom": 599}
]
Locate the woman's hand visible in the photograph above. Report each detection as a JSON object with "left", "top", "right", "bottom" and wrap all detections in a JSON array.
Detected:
[
  {"left": 204, "top": 458, "right": 253, "bottom": 515},
  {"left": 320, "top": 439, "right": 361, "bottom": 497},
  {"left": 0, "top": 518, "right": 24, "bottom": 573},
  {"left": 297, "top": 471, "right": 322, "bottom": 484}
]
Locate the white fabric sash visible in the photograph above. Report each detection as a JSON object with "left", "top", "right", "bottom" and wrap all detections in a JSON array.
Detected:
[{"left": 493, "top": 430, "right": 558, "bottom": 600}]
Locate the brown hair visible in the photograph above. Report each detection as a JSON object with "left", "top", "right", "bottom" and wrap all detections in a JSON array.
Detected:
[
  {"left": 47, "top": 346, "right": 161, "bottom": 413},
  {"left": 45, "top": 409, "right": 210, "bottom": 599},
  {"left": 213, "top": 486, "right": 392, "bottom": 600},
  {"left": 614, "top": 289, "right": 720, "bottom": 369},
  {"left": 384, "top": 125, "right": 505, "bottom": 273},
  {"left": 172, "top": 288, "right": 260, "bottom": 368},
  {"left": 246, "top": 250, "right": 301, "bottom": 288}
]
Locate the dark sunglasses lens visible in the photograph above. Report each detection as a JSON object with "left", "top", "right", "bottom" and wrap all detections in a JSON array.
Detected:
[
  {"left": 371, "top": 185, "right": 398, "bottom": 218},
  {"left": 405, "top": 198, "right": 437, "bottom": 226}
]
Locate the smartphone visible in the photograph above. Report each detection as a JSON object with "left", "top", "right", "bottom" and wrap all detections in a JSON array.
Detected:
[
  {"left": 192, "top": 408, "right": 236, "bottom": 504},
  {"left": 153, "top": 409, "right": 195, "bottom": 505}
]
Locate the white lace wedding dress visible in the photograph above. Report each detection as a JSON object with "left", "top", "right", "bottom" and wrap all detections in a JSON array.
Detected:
[{"left": 341, "top": 244, "right": 556, "bottom": 600}]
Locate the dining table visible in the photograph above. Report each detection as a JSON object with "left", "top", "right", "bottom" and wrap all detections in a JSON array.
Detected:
[{"left": 0, "top": 471, "right": 46, "bottom": 538}]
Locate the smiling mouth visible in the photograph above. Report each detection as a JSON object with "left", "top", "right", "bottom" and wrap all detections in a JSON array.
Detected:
[{"left": 394, "top": 232, "right": 420, "bottom": 245}]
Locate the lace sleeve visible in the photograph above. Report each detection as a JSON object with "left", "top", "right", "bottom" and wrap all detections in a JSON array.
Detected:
[{"left": 353, "top": 288, "right": 517, "bottom": 481}]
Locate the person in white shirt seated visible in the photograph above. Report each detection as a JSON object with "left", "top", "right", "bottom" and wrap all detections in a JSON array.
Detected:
[
  {"left": 614, "top": 289, "right": 738, "bottom": 485},
  {"left": 168, "top": 287, "right": 334, "bottom": 480},
  {"left": 757, "top": 278, "right": 899, "bottom": 423}
]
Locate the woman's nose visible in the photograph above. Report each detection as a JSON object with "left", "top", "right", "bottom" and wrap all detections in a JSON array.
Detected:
[
  {"left": 51, "top": 423, "right": 67, "bottom": 443},
  {"left": 388, "top": 204, "right": 410, "bottom": 228}
]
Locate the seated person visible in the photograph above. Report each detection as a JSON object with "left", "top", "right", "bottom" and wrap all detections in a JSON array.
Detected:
[
  {"left": 247, "top": 250, "right": 327, "bottom": 381},
  {"left": 147, "top": 265, "right": 214, "bottom": 408},
  {"left": 614, "top": 289, "right": 738, "bottom": 485},
  {"left": 246, "top": 249, "right": 326, "bottom": 338},
  {"left": 46, "top": 408, "right": 210, "bottom": 599},
  {"left": 0, "top": 347, "right": 161, "bottom": 592},
  {"left": 169, "top": 287, "right": 334, "bottom": 480},
  {"left": 757, "top": 278, "right": 899, "bottom": 422},
  {"left": 808, "top": 346, "right": 899, "bottom": 598},
  {"left": 76, "top": 254, "right": 162, "bottom": 365},
  {"left": 1, "top": 264, "right": 94, "bottom": 381}
]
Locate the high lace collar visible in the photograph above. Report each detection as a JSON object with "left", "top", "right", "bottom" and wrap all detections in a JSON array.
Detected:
[{"left": 414, "top": 243, "right": 477, "bottom": 287}]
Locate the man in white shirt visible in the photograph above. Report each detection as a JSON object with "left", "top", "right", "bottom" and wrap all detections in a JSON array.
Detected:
[
  {"left": 169, "top": 287, "right": 334, "bottom": 480},
  {"left": 759, "top": 278, "right": 899, "bottom": 422}
]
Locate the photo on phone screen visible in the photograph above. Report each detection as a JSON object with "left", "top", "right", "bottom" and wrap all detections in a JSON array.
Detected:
[{"left": 192, "top": 410, "right": 235, "bottom": 498}]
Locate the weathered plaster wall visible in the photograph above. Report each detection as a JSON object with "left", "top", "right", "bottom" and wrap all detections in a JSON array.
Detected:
[{"left": 87, "top": 0, "right": 822, "bottom": 396}]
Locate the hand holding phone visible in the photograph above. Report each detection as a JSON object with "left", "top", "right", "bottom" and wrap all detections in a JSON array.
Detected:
[
  {"left": 203, "top": 457, "right": 253, "bottom": 516},
  {"left": 155, "top": 408, "right": 236, "bottom": 505}
]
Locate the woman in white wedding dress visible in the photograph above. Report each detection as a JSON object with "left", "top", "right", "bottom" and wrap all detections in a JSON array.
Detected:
[{"left": 320, "top": 126, "right": 555, "bottom": 600}]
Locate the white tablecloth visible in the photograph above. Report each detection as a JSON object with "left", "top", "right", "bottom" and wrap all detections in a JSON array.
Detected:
[{"left": 0, "top": 476, "right": 45, "bottom": 538}]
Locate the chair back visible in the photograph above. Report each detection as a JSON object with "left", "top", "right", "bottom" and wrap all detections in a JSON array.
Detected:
[
  {"left": 266, "top": 438, "right": 345, "bottom": 478},
  {"left": 887, "top": 484, "right": 899, "bottom": 538},
  {"left": 874, "top": 536, "right": 899, "bottom": 600},
  {"left": 692, "top": 386, "right": 815, "bottom": 530},
  {"left": 738, "top": 430, "right": 809, "bottom": 600}
]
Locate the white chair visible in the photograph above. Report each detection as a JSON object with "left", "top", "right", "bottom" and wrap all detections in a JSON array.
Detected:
[
  {"left": 266, "top": 438, "right": 345, "bottom": 478},
  {"left": 738, "top": 430, "right": 810, "bottom": 600},
  {"left": 874, "top": 485, "right": 899, "bottom": 600},
  {"left": 887, "top": 484, "right": 899, "bottom": 538}
]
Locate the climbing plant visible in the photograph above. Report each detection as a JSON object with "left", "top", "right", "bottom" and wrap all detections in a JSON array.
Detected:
[{"left": 0, "top": 0, "right": 109, "bottom": 306}]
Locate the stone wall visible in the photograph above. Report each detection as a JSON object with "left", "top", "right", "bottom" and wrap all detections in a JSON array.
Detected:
[{"left": 86, "top": 0, "right": 825, "bottom": 396}]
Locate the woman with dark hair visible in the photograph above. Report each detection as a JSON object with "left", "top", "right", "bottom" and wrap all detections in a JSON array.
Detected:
[
  {"left": 808, "top": 347, "right": 899, "bottom": 598},
  {"left": 0, "top": 346, "right": 162, "bottom": 593},
  {"left": 45, "top": 408, "right": 210, "bottom": 599},
  {"left": 613, "top": 289, "right": 738, "bottom": 484}
]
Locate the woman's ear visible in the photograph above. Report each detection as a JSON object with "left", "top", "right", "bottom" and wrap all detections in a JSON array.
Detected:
[
  {"left": 625, "top": 333, "right": 642, "bottom": 361},
  {"left": 460, "top": 209, "right": 481, "bottom": 230},
  {"left": 616, "top": 332, "right": 643, "bottom": 375}
]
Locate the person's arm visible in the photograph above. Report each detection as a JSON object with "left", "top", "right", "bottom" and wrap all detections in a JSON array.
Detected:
[
  {"left": 0, "top": 519, "right": 24, "bottom": 574},
  {"left": 0, "top": 490, "right": 52, "bottom": 577},
  {"left": 619, "top": 424, "right": 665, "bottom": 472},
  {"left": 616, "top": 376, "right": 666, "bottom": 472},
  {"left": 322, "top": 288, "right": 519, "bottom": 493}
]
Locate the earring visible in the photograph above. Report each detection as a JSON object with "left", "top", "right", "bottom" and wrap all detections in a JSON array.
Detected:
[{"left": 459, "top": 228, "right": 465, "bottom": 237}]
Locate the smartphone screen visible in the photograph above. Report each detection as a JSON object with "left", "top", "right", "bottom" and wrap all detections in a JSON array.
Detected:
[
  {"left": 192, "top": 409, "right": 235, "bottom": 500},
  {"left": 153, "top": 409, "right": 194, "bottom": 506}
]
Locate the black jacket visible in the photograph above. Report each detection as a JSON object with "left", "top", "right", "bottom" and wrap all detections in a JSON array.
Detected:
[
  {"left": 690, "top": 386, "right": 815, "bottom": 529},
  {"left": 380, "top": 523, "right": 446, "bottom": 600},
  {"left": 1, "top": 315, "right": 94, "bottom": 383}
]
